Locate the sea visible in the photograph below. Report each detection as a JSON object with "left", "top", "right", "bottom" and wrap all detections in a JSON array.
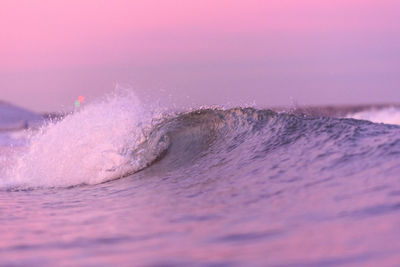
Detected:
[{"left": 1, "top": 92, "right": 400, "bottom": 266}]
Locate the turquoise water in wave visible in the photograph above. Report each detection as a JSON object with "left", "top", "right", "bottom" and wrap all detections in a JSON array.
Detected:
[{"left": 1, "top": 95, "right": 400, "bottom": 266}]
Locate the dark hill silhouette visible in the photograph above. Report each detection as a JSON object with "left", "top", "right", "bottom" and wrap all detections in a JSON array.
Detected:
[{"left": 0, "top": 101, "right": 44, "bottom": 130}]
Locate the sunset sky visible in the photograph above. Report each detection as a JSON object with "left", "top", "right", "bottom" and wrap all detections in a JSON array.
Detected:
[{"left": 1, "top": 0, "right": 399, "bottom": 112}]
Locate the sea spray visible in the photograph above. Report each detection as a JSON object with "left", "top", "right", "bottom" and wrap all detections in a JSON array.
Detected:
[
  {"left": 347, "top": 106, "right": 400, "bottom": 125},
  {"left": 3, "top": 92, "right": 169, "bottom": 188}
]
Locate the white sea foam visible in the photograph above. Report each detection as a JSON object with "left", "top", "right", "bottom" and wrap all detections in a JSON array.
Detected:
[
  {"left": 1, "top": 91, "right": 166, "bottom": 188},
  {"left": 347, "top": 107, "right": 400, "bottom": 125}
]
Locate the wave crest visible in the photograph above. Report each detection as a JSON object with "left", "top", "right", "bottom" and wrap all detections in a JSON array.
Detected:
[
  {"left": 3, "top": 92, "right": 169, "bottom": 188},
  {"left": 347, "top": 107, "right": 400, "bottom": 125},
  {"left": 3, "top": 96, "right": 400, "bottom": 189}
]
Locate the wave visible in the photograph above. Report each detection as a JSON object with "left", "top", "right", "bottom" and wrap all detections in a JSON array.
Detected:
[
  {"left": 2, "top": 93, "right": 400, "bottom": 189},
  {"left": 2, "top": 92, "right": 168, "bottom": 188},
  {"left": 347, "top": 106, "right": 400, "bottom": 125}
]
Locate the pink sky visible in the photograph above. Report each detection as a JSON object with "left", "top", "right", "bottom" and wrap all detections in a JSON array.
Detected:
[{"left": 1, "top": 0, "right": 399, "bottom": 112}]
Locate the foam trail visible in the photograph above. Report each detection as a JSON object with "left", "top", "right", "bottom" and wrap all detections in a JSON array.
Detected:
[
  {"left": 347, "top": 107, "right": 400, "bottom": 125},
  {"left": 2, "top": 92, "right": 166, "bottom": 188}
]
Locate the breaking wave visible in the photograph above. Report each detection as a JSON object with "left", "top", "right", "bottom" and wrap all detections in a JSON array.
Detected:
[
  {"left": 347, "top": 106, "right": 400, "bottom": 125},
  {"left": 2, "top": 93, "right": 400, "bottom": 189},
  {"left": 2, "top": 93, "right": 168, "bottom": 188}
]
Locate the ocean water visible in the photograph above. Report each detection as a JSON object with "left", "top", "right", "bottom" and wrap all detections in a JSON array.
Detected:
[{"left": 1, "top": 94, "right": 400, "bottom": 266}]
